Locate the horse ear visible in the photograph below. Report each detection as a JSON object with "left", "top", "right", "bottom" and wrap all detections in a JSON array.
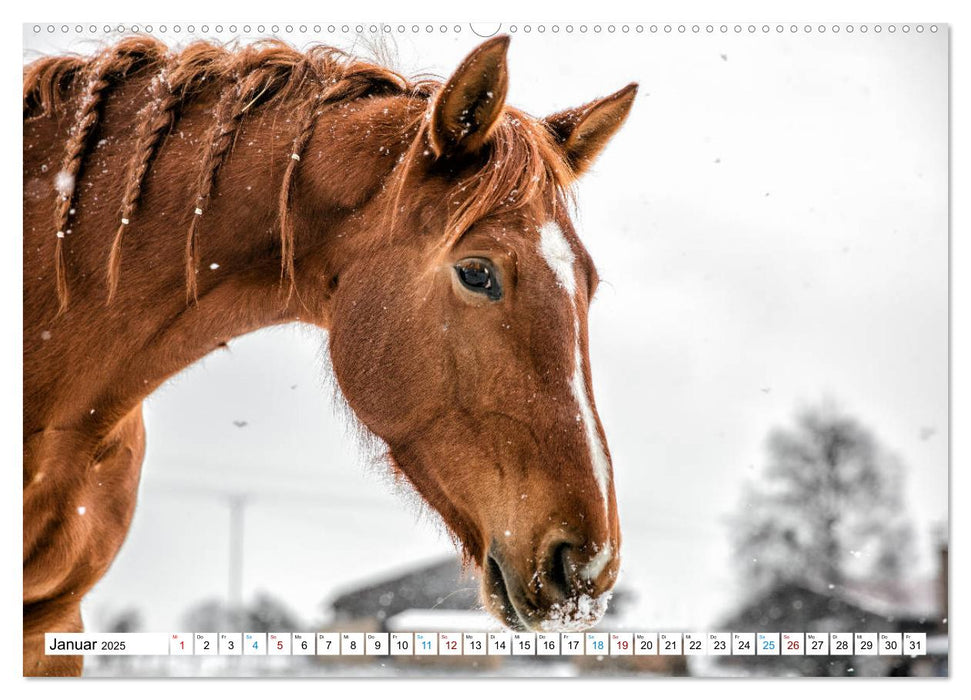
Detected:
[
  {"left": 429, "top": 35, "right": 510, "bottom": 157},
  {"left": 544, "top": 83, "right": 638, "bottom": 177}
]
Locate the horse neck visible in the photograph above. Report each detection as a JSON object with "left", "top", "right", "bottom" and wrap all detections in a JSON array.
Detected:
[{"left": 25, "top": 89, "right": 410, "bottom": 437}]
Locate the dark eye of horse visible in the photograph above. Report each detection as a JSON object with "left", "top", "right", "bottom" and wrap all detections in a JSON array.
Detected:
[{"left": 455, "top": 258, "right": 502, "bottom": 301}]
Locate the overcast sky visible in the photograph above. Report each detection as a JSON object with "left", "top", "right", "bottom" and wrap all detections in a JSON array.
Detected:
[{"left": 24, "top": 24, "right": 948, "bottom": 633}]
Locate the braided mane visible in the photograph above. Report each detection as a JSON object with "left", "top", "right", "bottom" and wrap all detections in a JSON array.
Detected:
[{"left": 24, "top": 37, "right": 571, "bottom": 311}]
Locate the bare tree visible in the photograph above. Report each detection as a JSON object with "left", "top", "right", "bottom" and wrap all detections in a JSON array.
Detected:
[{"left": 732, "top": 401, "right": 916, "bottom": 594}]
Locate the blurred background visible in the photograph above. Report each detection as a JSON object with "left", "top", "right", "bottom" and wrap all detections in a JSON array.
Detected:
[{"left": 24, "top": 22, "right": 948, "bottom": 676}]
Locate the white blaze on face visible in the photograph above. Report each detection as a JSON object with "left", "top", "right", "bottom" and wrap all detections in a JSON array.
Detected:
[
  {"left": 538, "top": 221, "right": 577, "bottom": 297},
  {"left": 538, "top": 222, "right": 612, "bottom": 521}
]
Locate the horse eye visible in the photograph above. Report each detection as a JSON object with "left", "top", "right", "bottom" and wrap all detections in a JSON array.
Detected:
[{"left": 455, "top": 258, "right": 502, "bottom": 300}]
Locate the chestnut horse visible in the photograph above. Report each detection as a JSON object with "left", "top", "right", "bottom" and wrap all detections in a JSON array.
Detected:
[{"left": 23, "top": 35, "right": 636, "bottom": 675}]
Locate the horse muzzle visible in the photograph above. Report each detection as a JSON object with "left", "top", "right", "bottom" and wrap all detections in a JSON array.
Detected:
[{"left": 482, "top": 536, "right": 619, "bottom": 632}]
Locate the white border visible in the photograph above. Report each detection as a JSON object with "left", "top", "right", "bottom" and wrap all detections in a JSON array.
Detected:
[{"left": 3, "top": 0, "right": 965, "bottom": 698}]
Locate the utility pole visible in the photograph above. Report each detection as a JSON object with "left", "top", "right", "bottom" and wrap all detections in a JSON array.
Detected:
[{"left": 228, "top": 493, "right": 247, "bottom": 629}]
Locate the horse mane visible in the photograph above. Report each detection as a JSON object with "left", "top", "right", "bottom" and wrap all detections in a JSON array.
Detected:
[{"left": 24, "top": 37, "right": 572, "bottom": 311}]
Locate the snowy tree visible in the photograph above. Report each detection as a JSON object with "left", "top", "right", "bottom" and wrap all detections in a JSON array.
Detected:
[
  {"left": 104, "top": 607, "right": 143, "bottom": 634},
  {"left": 182, "top": 599, "right": 236, "bottom": 633},
  {"left": 245, "top": 592, "right": 303, "bottom": 632},
  {"left": 732, "top": 401, "right": 916, "bottom": 594},
  {"left": 182, "top": 593, "right": 303, "bottom": 633}
]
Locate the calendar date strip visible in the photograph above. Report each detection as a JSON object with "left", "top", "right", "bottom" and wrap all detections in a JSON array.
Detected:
[{"left": 45, "top": 631, "right": 928, "bottom": 657}]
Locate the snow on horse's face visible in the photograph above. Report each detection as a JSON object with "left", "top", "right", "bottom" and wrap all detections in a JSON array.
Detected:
[{"left": 326, "top": 37, "right": 637, "bottom": 631}]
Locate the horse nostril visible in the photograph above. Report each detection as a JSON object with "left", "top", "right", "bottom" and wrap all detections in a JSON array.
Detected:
[{"left": 547, "top": 540, "right": 577, "bottom": 598}]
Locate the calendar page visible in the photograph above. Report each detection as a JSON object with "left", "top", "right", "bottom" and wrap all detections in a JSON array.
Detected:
[{"left": 22, "top": 20, "right": 948, "bottom": 679}]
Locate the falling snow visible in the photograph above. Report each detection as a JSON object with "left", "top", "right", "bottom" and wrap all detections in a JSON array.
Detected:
[{"left": 54, "top": 171, "right": 75, "bottom": 198}]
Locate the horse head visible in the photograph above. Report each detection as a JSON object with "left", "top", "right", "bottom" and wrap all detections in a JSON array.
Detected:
[{"left": 324, "top": 37, "right": 637, "bottom": 631}]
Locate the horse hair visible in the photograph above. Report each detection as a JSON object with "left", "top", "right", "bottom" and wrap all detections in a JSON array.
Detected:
[
  {"left": 108, "top": 62, "right": 177, "bottom": 302},
  {"left": 108, "top": 43, "right": 241, "bottom": 302},
  {"left": 24, "top": 37, "right": 573, "bottom": 311},
  {"left": 48, "top": 37, "right": 164, "bottom": 313}
]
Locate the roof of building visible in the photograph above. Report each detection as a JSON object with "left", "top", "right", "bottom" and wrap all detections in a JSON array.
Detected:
[
  {"left": 384, "top": 609, "right": 500, "bottom": 632},
  {"left": 327, "top": 556, "right": 630, "bottom": 622},
  {"left": 838, "top": 579, "right": 940, "bottom": 620},
  {"left": 328, "top": 557, "right": 482, "bottom": 621},
  {"left": 720, "top": 578, "right": 944, "bottom": 632}
]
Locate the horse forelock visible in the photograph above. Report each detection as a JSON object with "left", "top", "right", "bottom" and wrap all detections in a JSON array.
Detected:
[
  {"left": 444, "top": 108, "right": 575, "bottom": 246},
  {"left": 385, "top": 103, "right": 576, "bottom": 251}
]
